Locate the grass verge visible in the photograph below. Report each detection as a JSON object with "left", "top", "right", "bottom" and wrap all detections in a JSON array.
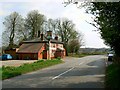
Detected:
[
  {"left": 2, "top": 59, "right": 63, "bottom": 80},
  {"left": 68, "top": 54, "right": 89, "bottom": 58},
  {"left": 68, "top": 52, "right": 106, "bottom": 58},
  {"left": 0, "top": 68, "right": 2, "bottom": 80},
  {"left": 105, "top": 63, "right": 120, "bottom": 89}
]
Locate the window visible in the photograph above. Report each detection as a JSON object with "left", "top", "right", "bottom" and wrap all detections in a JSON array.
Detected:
[{"left": 51, "top": 43, "right": 55, "bottom": 48}]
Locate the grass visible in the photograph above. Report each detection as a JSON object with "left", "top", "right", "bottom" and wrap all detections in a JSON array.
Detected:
[
  {"left": 105, "top": 63, "right": 120, "bottom": 89},
  {"left": 68, "top": 53, "right": 90, "bottom": 58},
  {"left": 0, "top": 68, "right": 2, "bottom": 80},
  {"left": 68, "top": 53, "right": 104, "bottom": 58},
  {"left": 68, "top": 52, "right": 107, "bottom": 58},
  {"left": 2, "top": 59, "right": 63, "bottom": 80}
]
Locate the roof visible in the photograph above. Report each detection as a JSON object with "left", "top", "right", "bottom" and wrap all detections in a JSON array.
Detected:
[
  {"left": 23, "top": 38, "right": 64, "bottom": 44},
  {"left": 17, "top": 43, "right": 44, "bottom": 53},
  {"left": 50, "top": 39, "right": 64, "bottom": 44}
]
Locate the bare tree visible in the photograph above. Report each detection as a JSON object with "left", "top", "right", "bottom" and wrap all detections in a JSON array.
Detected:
[
  {"left": 25, "top": 10, "right": 46, "bottom": 39},
  {"left": 56, "top": 18, "right": 84, "bottom": 56},
  {"left": 2, "top": 12, "right": 24, "bottom": 49},
  {"left": 46, "top": 18, "right": 58, "bottom": 37}
]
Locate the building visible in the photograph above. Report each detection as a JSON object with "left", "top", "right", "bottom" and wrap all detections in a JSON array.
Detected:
[{"left": 16, "top": 31, "right": 65, "bottom": 60}]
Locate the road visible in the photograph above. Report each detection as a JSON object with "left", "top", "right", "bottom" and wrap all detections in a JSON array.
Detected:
[{"left": 2, "top": 55, "right": 106, "bottom": 88}]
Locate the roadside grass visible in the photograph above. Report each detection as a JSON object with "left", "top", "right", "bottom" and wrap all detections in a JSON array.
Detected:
[
  {"left": 105, "top": 63, "right": 120, "bottom": 89},
  {"left": 68, "top": 52, "right": 106, "bottom": 58},
  {"left": 2, "top": 59, "right": 63, "bottom": 80},
  {"left": 68, "top": 53, "right": 90, "bottom": 58},
  {"left": 0, "top": 68, "right": 2, "bottom": 80}
]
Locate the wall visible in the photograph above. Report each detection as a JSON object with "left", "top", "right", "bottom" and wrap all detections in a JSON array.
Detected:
[
  {"left": 18, "top": 53, "right": 38, "bottom": 60},
  {"left": 55, "top": 51, "right": 64, "bottom": 58},
  {"left": 50, "top": 43, "right": 56, "bottom": 58},
  {"left": 50, "top": 43, "right": 65, "bottom": 59},
  {"left": 38, "top": 44, "right": 45, "bottom": 60}
]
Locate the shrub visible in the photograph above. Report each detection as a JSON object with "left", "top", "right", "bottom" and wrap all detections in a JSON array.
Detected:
[
  {"left": 36, "top": 60, "right": 44, "bottom": 63},
  {"left": 106, "top": 63, "right": 120, "bottom": 89},
  {"left": 56, "top": 57, "right": 61, "bottom": 60}
]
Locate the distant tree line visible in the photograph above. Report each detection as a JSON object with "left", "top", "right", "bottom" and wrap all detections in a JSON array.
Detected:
[{"left": 2, "top": 10, "right": 84, "bottom": 56}]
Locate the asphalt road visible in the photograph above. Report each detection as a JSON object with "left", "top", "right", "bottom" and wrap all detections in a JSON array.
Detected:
[{"left": 2, "top": 55, "right": 106, "bottom": 88}]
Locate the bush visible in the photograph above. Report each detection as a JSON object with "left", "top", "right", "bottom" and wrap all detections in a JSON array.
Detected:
[
  {"left": 106, "top": 63, "right": 120, "bottom": 89},
  {"left": 36, "top": 60, "right": 44, "bottom": 63},
  {"left": 56, "top": 57, "right": 61, "bottom": 60}
]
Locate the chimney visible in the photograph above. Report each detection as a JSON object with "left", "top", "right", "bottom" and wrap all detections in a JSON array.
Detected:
[
  {"left": 47, "top": 30, "right": 52, "bottom": 39},
  {"left": 38, "top": 31, "right": 40, "bottom": 37},
  {"left": 55, "top": 35, "right": 58, "bottom": 40},
  {"left": 41, "top": 33, "right": 43, "bottom": 41}
]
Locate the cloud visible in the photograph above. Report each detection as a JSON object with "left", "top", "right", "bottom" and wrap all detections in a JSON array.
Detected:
[
  {"left": 0, "top": 0, "right": 61, "bottom": 3},
  {"left": 0, "top": 3, "right": 17, "bottom": 16},
  {"left": 23, "top": 0, "right": 64, "bottom": 19},
  {"left": 82, "top": 30, "right": 108, "bottom": 48},
  {"left": 0, "top": 3, "right": 6, "bottom": 16},
  {"left": 0, "top": 10, "right": 5, "bottom": 16}
]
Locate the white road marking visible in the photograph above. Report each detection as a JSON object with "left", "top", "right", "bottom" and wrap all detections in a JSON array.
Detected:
[
  {"left": 52, "top": 62, "right": 84, "bottom": 80},
  {"left": 79, "top": 62, "right": 84, "bottom": 65},
  {"left": 52, "top": 67, "right": 74, "bottom": 80}
]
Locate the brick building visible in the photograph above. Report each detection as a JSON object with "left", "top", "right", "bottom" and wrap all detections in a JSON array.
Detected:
[{"left": 16, "top": 31, "right": 65, "bottom": 60}]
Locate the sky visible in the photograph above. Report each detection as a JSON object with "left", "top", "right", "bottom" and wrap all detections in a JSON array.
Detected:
[{"left": 0, "top": 0, "right": 109, "bottom": 48}]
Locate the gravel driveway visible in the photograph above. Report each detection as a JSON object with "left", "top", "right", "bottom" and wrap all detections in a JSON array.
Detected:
[{"left": 0, "top": 60, "right": 38, "bottom": 67}]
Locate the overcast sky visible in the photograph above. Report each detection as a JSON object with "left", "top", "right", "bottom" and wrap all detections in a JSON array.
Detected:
[{"left": 0, "top": 0, "right": 109, "bottom": 48}]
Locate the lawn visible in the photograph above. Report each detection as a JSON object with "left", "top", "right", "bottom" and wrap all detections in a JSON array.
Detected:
[
  {"left": 2, "top": 58, "right": 63, "bottom": 80},
  {"left": 105, "top": 63, "right": 120, "bottom": 89}
]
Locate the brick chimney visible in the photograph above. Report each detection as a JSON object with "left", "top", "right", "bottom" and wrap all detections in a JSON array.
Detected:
[
  {"left": 47, "top": 30, "right": 52, "bottom": 39},
  {"left": 38, "top": 31, "right": 40, "bottom": 37},
  {"left": 41, "top": 33, "right": 43, "bottom": 41},
  {"left": 55, "top": 35, "right": 58, "bottom": 40}
]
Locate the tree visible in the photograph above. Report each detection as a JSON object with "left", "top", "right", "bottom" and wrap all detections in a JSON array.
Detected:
[
  {"left": 68, "top": 31, "right": 84, "bottom": 54},
  {"left": 63, "top": 1, "right": 120, "bottom": 57},
  {"left": 25, "top": 10, "right": 46, "bottom": 39},
  {"left": 2, "top": 12, "right": 24, "bottom": 49},
  {"left": 47, "top": 19, "right": 58, "bottom": 36},
  {"left": 68, "top": 39, "right": 82, "bottom": 54},
  {"left": 56, "top": 18, "right": 83, "bottom": 56},
  {"left": 86, "top": 2, "right": 120, "bottom": 57}
]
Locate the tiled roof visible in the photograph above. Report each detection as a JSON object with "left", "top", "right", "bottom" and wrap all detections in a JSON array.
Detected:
[{"left": 17, "top": 43, "right": 44, "bottom": 53}]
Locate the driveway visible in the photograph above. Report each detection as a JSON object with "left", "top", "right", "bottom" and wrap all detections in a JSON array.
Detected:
[
  {"left": 2, "top": 55, "right": 106, "bottom": 88},
  {"left": 1, "top": 60, "right": 37, "bottom": 67}
]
